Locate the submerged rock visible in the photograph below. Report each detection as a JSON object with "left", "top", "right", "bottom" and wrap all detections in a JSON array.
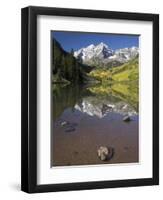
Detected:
[
  {"left": 61, "top": 121, "right": 78, "bottom": 132},
  {"left": 97, "top": 146, "right": 114, "bottom": 161},
  {"left": 61, "top": 121, "right": 78, "bottom": 127},
  {"left": 61, "top": 121, "right": 69, "bottom": 126},
  {"left": 123, "top": 115, "right": 131, "bottom": 122},
  {"left": 65, "top": 127, "right": 76, "bottom": 132}
]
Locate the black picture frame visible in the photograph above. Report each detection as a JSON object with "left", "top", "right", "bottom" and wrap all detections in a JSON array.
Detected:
[{"left": 21, "top": 6, "right": 159, "bottom": 193}]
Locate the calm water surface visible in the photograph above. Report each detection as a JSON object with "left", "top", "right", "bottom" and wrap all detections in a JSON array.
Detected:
[{"left": 52, "top": 83, "right": 139, "bottom": 166}]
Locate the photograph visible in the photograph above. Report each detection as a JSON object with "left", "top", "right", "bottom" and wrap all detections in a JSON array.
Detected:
[
  {"left": 51, "top": 31, "right": 139, "bottom": 167},
  {"left": 21, "top": 6, "right": 159, "bottom": 193}
]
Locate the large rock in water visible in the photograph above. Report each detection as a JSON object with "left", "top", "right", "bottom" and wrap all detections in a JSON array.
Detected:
[
  {"left": 97, "top": 146, "right": 114, "bottom": 161},
  {"left": 123, "top": 115, "right": 131, "bottom": 122}
]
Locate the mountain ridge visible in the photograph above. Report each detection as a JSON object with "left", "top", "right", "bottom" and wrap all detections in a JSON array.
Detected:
[{"left": 74, "top": 42, "right": 139, "bottom": 67}]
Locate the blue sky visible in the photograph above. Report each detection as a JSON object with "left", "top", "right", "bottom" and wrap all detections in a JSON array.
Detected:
[{"left": 52, "top": 31, "right": 139, "bottom": 52}]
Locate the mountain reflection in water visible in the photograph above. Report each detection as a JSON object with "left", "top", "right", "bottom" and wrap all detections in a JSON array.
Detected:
[
  {"left": 53, "top": 83, "right": 138, "bottom": 121},
  {"left": 52, "top": 83, "right": 139, "bottom": 166}
]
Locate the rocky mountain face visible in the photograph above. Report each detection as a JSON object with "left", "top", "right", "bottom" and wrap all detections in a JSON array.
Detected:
[
  {"left": 74, "top": 42, "right": 113, "bottom": 61},
  {"left": 74, "top": 42, "right": 139, "bottom": 67}
]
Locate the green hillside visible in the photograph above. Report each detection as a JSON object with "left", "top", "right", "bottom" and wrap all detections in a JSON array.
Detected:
[
  {"left": 88, "top": 57, "right": 139, "bottom": 83},
  {"left": 112, "top": 57, "right": 139, "bottom": 82}
]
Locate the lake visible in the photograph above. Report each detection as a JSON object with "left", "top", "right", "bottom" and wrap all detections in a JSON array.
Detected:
[{"left": 51, "top": 83, "right": 139, "bottom": 167}]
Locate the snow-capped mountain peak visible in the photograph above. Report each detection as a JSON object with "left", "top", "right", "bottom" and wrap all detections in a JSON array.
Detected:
[
  {"left": 74, "top": 42, "right": 113, "bottom": 62},
  {"left": 87, "top": 44, "right": 95, "bottom": 49},
  {"left": 96, "top": 42, "right": 108, "bottom": 49},
  {"left": 74, "top": 43, "right": 139, "bottom": 66},
  {"left": 114, "top": 46, "right": 139, "bottom": 62}
]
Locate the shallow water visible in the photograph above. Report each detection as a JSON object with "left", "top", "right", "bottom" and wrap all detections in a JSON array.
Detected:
[{"left": 51, "top": 83, "right": 139, "bottom": 166}]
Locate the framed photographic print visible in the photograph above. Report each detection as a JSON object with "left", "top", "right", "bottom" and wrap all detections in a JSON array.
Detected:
[{"left": 21, "top": 6, "right": 159, "bottom": 193}]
